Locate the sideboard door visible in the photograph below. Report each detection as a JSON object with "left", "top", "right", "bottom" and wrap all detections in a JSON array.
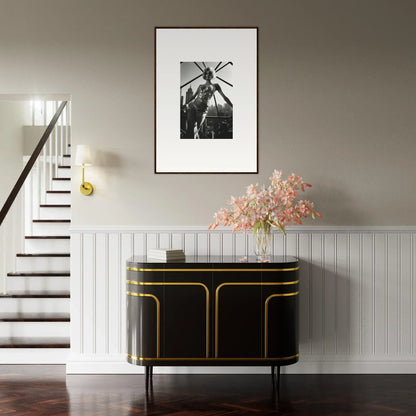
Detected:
[
  {"left": 162, "top": 268, "right": 211, "bottom": 358},
  {"left": 261, "top": 269, "right": 299, "bottom": 359},
  {"left": 214, "top": 268, "right": 262, "bottom": 358}
]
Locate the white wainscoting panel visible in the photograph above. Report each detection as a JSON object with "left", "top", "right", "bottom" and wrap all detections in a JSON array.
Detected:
[{"left": 67, "top": 226, "right": 416, "bottom": 374}]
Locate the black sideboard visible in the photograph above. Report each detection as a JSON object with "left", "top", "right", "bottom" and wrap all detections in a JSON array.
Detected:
[{"left": 126, "top": 255, "right": 299, "bottom": 390}]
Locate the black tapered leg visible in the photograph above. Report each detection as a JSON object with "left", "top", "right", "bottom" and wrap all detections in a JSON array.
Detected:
[
  {"left": 271, "top": 366, "right": 275, "bottom": 377},
  {"left": 145, "top": 366, "right": 150, "bottom": 391},
  {"left": 276, "top": 366, "right": 281, "bottom": 397},
  {"left": 149, "top": 366, "right": 153, "bottom": 388}
]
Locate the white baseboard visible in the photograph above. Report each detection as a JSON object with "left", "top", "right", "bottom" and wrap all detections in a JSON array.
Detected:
[
  {"left": 66, "top": 354, "right": 416, "bottom": 374},
  {"left": 0, "top": 349, "right": 70, "bottom": 364}
]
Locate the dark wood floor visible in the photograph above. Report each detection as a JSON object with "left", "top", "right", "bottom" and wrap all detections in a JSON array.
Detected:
[{"left": 0, "top": 365, "right": 415, "bottom": 415}]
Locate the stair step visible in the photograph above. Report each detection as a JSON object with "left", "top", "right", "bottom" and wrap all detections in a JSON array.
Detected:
[
  {"left": 33, "top": 219, "right": 70, "bottom": 223},
  {"left": 7, "top": 272, "right": 70, "bottom": 277},
  {"left": 46, "top": 191, "right": 70, "bottom": 194},
  {"left": 15, "top": 255, "right": 70, "bottom": 272},
  {"left": 39, "top": 205, "right": 70, "bottom": 208},
  {"left": 0, "top": 337, "right": 70, "bottom": 348},
  {"left": 51, "top": 179, "right": 71, "bottom": 191},
  {"left": 0, "top": 313, "right": 70, "bottom": 322},
  {"left": 0, "top": 291, "right": 70, "bottom": 298},
  {"left": 58, "top": 166, "right": 71, "bottom": 169},
  {"left": 0, "top": 321, "right": 69, "bottom": 338},
  {"left": 5, "top": 275, "right": 69, "bottom": 292},
  {"left": 0, "top": 297, "right": 69, "bottom": 314},
  {"left": 16, "top": 253, "right": 70, "bottom": 257},
  {"left": 63, "top": 154, "right": 71, "bottom": 157},
  {"left": 25, "top": 236, "right": 70, "bottom": 239}
]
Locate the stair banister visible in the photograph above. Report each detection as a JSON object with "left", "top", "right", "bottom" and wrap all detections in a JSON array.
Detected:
[{"left": 0, "top": 101, "right": 67, "bottom": 227}]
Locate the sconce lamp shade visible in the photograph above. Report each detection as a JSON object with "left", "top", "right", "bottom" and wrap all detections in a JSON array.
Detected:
[{"left": 75, "top": 145, "right": 92, "bottom": 166}]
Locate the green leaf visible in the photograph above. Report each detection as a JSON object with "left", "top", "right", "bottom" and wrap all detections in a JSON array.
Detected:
[{"left": 277, "top": 221, "right": 286, "bottom": 236}]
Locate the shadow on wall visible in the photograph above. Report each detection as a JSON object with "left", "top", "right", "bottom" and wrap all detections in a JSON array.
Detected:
[
  {"left": 308, "top": 181, "right": 372, "bottom": 225},
  {"left": 297, "top": 257, "right": 355, "bottom": 371}
]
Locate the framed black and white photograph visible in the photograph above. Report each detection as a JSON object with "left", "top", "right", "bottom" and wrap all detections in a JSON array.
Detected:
[{"left": 155, "top": 27, "right": 258, "bottom": 173}]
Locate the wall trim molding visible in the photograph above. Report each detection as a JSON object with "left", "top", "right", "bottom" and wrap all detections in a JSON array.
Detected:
[
  {"left": 66, "top": 354, "right": 416, "bottom": 375},
  {"left": 70, "top": 225, "right": 416, "bottom": 233}
]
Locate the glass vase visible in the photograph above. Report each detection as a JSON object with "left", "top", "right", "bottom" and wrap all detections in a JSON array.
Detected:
[{"left": 253, "top": 225, "right": 272, "bottom": 261}]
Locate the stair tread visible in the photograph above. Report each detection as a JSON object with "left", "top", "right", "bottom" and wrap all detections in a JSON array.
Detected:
[
  {"left": 16, "top": 253, "right": 70, "bottom": 257},
  {"left": 0, "top": 313, "right": 70, "bottom": 322},
  {"left": 33, "top": 219, "right": 70, "bottom": 223},
  {"left": 63, "top": 154, "right": 71, "bottom": 157},
  {"left": 52, "top": 178, "right": 70, "bottom": 181},
  {"left": 7, "top": 272, "right": 70, "bottom": 276},
  {"left": 46, "top": 191, "right": 70, "bottom": 194},
  {"left": 0, "top": 291, "right": 70, "bottom": 298},
  {"left": 58, "top": 166, "right": 71, "bottom": 169},
  {"left": 40, "top": 204, "right": 71, "bottom": 208},
  {"left": 25, "top": 236, "right": 70, "bottom": 239},
  {"left": 0, "top": 337, "right": 70, "bottom": 348}
]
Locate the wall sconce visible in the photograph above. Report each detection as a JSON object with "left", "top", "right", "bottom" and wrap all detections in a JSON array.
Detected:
[{"left": 75, "top": 145, "right": 94, "bottom": 196}]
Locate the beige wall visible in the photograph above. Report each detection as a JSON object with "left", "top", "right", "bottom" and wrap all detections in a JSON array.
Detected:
[
  {"left": 0, "top": 0, "right": 415, "bottom": 226},
  {"left": 0, "top": 100, "right": 26, "bottom": 207}
]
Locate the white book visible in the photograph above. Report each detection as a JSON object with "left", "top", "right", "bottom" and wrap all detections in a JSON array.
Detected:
[{"left": 148, "top": 248, "right": 184, "bottom": 255}]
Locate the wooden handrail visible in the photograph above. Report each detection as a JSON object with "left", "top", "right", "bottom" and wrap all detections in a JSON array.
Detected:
[{"left": 0, "top": 101, "right": 68, "bottom": 226}]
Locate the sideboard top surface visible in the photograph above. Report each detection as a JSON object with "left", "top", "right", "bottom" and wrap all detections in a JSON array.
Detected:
[{"left": 127, "top": 255, "right": 298, "bottom": 268}]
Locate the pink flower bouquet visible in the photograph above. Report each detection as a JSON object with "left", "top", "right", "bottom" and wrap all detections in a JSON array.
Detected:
[{"left": 209, "top": 170, "right": 321, "bottom": 235}]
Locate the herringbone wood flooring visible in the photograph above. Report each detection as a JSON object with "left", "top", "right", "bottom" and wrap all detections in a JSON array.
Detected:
[{"left": 0, "top": 366, "right": 415, "bottom": 415}]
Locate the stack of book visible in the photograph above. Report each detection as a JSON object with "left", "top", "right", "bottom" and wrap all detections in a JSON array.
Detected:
[{"left": 147, "top": 248, "right": 186, "bottom": 262}]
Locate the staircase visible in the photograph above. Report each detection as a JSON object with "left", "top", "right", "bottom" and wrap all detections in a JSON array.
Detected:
[{"left": 0, "top": 101, "right": 71, "bottom": 363}]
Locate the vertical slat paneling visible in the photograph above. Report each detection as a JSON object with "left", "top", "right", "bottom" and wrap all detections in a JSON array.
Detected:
[
  {"left": 234, "top": 232, "right": 246, "bottom": 257},
  {"left": 171, "top": 233, "right": 184, "bottom": 250},
  {"left": 335, "top": 233, "right": 349, "bottom": 354},
  {"left": 95, "top": 233, "right": 108, "bottom": 354},
  {"left": 222, "top": 232, "right": 233, "bottom": 256},
  {"left": 400, "top": 233, "right": 412, "bottom": 355},
  {"left": 374, "top": 233, "right": 387, "bottom": 355},
  {"left": 70, "top": 227, "right": 416, "bottom": 371},
  {"left": 311, "top": 233, "right": 324, "bottom": 354},
  {"left": 324, "top": 233, "right": 336, "bottom": 354},
  {"left": 184, "top": 233, "right": 196, "bottom": 255},
  {"left": 133, "top": 233, "right": 146, "bottom": 256},
  {"left": 361, "top": 233, "right": 374, "bottom": 355},
  {"left": 159, "top": 233, "right": 170, "bottom": 249},
  {"left": 209, "top": 233, "right": 221, "bottom": 256},
  {"left": 349, "top": 233, "right": 360, "bottom": 355},
  {"left": 82, "top": 233, "right": 95, "bottom": 354},
  {"left": 387, "top": 233, "right": 399, "bottom": 355},
  {"left": 120, "top": 233, "right": 134, "bottom": 354},
  {"left": 108, "top": 232, "right": 120, "bottom": 353}
]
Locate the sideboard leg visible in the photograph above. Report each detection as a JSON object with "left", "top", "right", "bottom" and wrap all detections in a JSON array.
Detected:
[
  {"left": 276, "top": 365, "right": 281, "bottom": 398},
  {"left": 145, "top": 366, "right": 150, "bottom": 391},
  {"left": 150, "top": 365, "right": 153, "bottom": 388},
  {"left": 271, "top": 365, "right": 275, "bottom": 378}
]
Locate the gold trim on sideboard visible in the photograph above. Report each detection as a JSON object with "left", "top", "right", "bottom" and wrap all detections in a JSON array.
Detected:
[
  {"left": 127, "top": 353, "right": 299, "bottom": 362},
  {"left": 215, "top": 282, "right": 299, "bottom": 357},
  {"left": 127, "top": 267, "right": 299, "bottom": 272},
  {"left": 126, "top": 291, "right": 160, "bottom": 358},
  {"left": 127, "top": 280, "right": 210, "bottom": 357}
]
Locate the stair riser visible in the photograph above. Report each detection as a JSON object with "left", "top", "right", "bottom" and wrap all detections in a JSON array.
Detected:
[
  {"left": 39, "top": 207, "right": 71, "bottom": 220},
  {"left": 32, "top": 222, "right": 70, "bottom": 236},
  {"left": 15, "top": 257, "right": 70, "bottom": 273},
  {"left": 0, "top": 298, "right": 69, "bottom": 314},
  {"left": 25, "top": 239, "right": 70, "bottom": 253},
  {"left": 5, "top": 277, "right": 69, "bottom": 292},
  {"left": 61, "top": 157, "right": 71, "bottom": 167},
  {"left": 46, "top": 193, "right": 71, "bottom": 205},
  {"left": 51, "top": 181, "right": 71, "bottom": 191},
  {"left": 57, "top": 168, "right": 71, "bottom": 179},
  {"left": 0, "top": 322, "right": 69, "bottom": 338}
]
